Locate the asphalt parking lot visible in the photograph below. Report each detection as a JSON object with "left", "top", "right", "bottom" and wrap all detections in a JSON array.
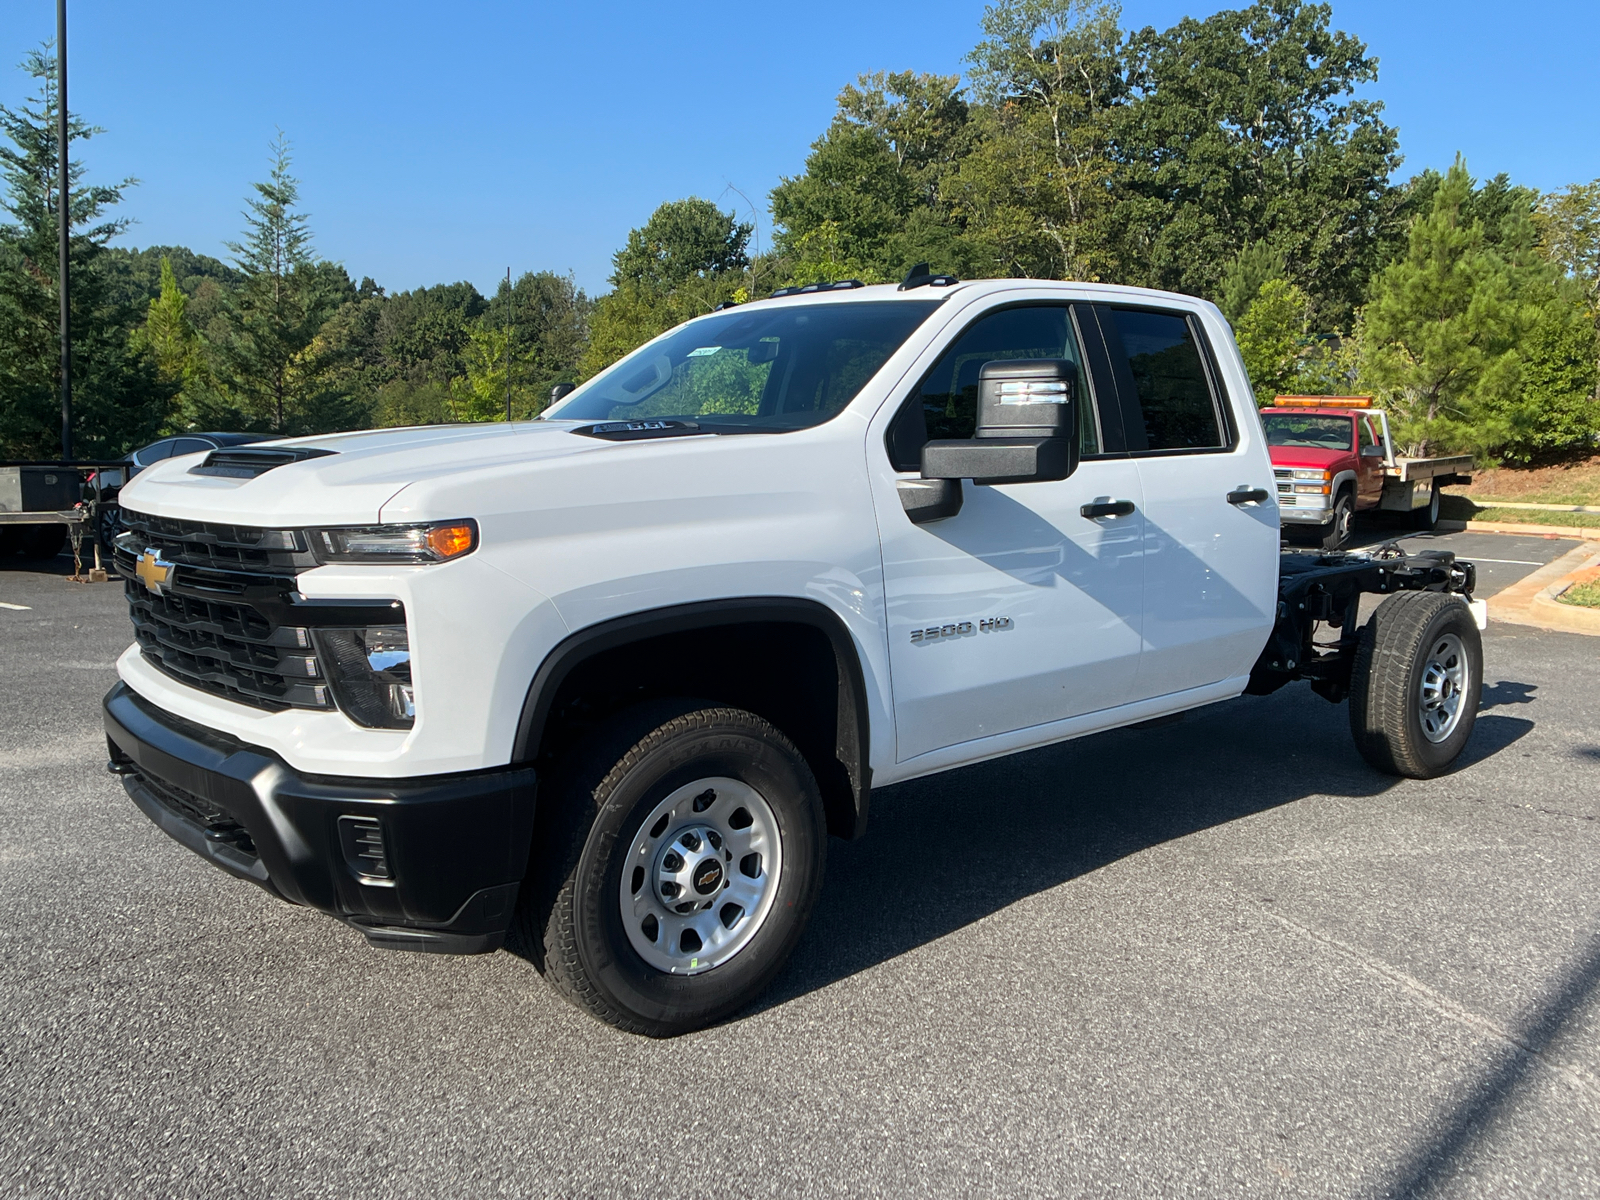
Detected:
[{"left": 2, "top": 529, "right": 1597, "bottom": 1198}]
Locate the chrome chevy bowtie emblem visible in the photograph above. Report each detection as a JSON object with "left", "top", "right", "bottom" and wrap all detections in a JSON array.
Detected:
[{"left": 134, "top": 548, "right": 174, "bottom": 596}]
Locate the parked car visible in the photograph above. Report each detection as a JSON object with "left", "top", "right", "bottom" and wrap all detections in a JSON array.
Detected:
[{"left": 89, "top": 432, "right": 268, "bottom": 547}]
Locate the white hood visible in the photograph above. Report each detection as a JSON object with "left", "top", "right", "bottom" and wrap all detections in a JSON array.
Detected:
[{"left": 118, "top": 421, "right": 605, "bottom": 527}]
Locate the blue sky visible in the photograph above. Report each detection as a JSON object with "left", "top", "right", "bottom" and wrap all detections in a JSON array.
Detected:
[{"left": 2, "top": 1, "right": 1596, "bottom": 297}]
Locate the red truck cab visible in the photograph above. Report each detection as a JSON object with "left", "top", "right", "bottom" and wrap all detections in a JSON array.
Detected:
[{"left": 1261, "top": 396, "right": 1394, "bottom": 549}]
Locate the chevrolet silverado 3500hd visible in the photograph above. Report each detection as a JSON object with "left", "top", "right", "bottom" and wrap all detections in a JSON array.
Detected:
[{"left": 103, "top": 277, "right": 1485, "bottom": 1035}]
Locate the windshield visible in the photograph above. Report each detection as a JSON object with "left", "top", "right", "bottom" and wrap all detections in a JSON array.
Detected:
[
  {"left": 543, "top": 300, "right": 942, "bottom": 431},
  {"left": 1263, "top": 414, "right": 1354, "bottom": 451}
]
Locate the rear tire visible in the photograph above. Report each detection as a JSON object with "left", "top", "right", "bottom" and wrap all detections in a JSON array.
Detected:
[
  {"left": 1349, "top": 591, "right": 1481, "bottom": 778},
  {"left": 516, "top": 700, "right": 827, "bottom": 1036},
  {"left": 1409, "top": 481, "right": 1440, "bottom": 531}
]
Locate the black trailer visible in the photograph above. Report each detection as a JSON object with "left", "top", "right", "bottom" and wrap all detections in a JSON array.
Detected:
[{"left": 0, "top": 460, "right": 124, "bottom": 573}]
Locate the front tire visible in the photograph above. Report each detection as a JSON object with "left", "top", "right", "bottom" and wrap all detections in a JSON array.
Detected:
[
  {"left": 519, "top": 701, "right": 827, "bottom": 1036},
  {"left": 1321, "top": 488, "right": 1355, "bottom": 550},
  {"left": 1349, "top": 591, "right": 1481, "bottom": 778}
]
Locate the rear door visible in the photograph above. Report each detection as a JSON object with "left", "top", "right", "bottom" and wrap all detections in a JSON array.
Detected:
[
  {"left": 873, "top": 300, "right": 1146, "bottom": 762},
  {"left": 1087, "top": 304, "right": 1279, "bottom": 701}
]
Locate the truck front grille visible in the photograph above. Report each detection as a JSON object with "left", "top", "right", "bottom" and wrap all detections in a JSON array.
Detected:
[{"left": 116, "top": 509, "right": 333, "bottom": 713}]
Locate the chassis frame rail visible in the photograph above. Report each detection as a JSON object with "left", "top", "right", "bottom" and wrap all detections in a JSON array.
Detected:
[{"left": 1248, "top": 544, "right": 1477, "bottom": 704}]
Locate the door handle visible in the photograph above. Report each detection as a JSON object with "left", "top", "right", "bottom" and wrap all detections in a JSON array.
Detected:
[
  {"left": 1080, "top": 499, "right": 1136, "bottom": 519},
  {"left": 1227, "top": 487, "right": 1271, "bottom": 505}
]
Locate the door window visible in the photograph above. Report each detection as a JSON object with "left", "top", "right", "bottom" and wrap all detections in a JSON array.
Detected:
[
  {"left": 1098, "top": 308, "right": 1226, "bottom": 453},
  {"left": 887, "top": 304, "right": 1100, "bottom": 470},
  {"left": 171, "top": 438, "right": 212, "bottom": 456}
]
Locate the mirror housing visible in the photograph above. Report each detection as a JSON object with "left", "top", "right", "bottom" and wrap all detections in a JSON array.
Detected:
[
  {"left": 550, "top": 381, "right": 577, "bottom": 404},
  {"left": 920, "top": 359, "right": 1080, "bottom": 486}
]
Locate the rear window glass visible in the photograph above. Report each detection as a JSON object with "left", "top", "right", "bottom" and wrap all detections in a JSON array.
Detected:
[
  {"left": 545, "top": 300, "right": 941, "bottom": 432},
  {"left": 1102, "top": 308, "right": 1224, "bottom": 452}
]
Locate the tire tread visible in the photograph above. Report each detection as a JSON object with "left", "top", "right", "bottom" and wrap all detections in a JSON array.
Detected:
[
  {"left": 1349, "top": 590, "right": 1478, "bottom": 778},
  {"left": 513, "top": 702, "right": 813, "bottom": 1035}
]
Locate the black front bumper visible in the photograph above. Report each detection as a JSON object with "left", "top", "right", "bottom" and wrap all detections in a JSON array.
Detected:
[{"left": 103, "top": 682, "right": 537, "bottom": 954}]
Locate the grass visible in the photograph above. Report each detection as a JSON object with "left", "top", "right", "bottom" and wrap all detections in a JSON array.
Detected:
[
  {"left": 1438, "top": 492, "right": 1600, "bottom": 528},
  {"left": 1467, "top": 452, "right": 1600, "bottom": 507},
  {"left": 1471, "top": 506, "right": 1600, "bottom": 529},
  {"left": 1557, "top": 576, "right": 1600, "bottom": 608}
]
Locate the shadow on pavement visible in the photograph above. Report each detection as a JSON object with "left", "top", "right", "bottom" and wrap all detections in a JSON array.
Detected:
[
  {"left": 749, "top": 688, "right": 1533, "bottom": 1017},
  {"left": 1372, "top": 931, "right": 1600, "bottom": 1199},
  {"left": 1480, "top": 681, "right": 1538, "bottom": 710}
]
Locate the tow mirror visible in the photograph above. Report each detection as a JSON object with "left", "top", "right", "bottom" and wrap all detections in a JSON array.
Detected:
[{"left": 920, "top": 359, "right": 1080, "bottom": 486}]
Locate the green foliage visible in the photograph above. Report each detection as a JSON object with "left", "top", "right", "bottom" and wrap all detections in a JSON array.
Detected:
[
  {"left": 1234, "top": 278, "right": 1316, "bottom": 405},
  {"left": 1495, "top": 290, "right": 1600, "bottom": 459},
  {"left": 1537, "top": 180, "right": 1600, "bottom": 306},
  {"left": 0, "top": 46, "right": 165, "bottom": 458},
  {"left": 1113, "top": 1, "right": 1402, "bottom": 326},
  {"left": 582, "top": 199, "right": 750, "bottom": 376},
  {"left": 611, "top": 198, "right": 750, "bottom": 292},
  {"left": 128, "top": 255, "right": 205, "bottom": 422},
  {"left": 771, "top": 71, "right": 971, "bottom": 284},
  {"left": 205, "top": 134, "right": 351, "bottom": 433},
  {"left": 958, "top": 0, "right": 1124, "bottom": 279},
  {"left": 1219, "top": 241, "right": 1286, "bottom": 325},
  {"left": 1362, "top": 160, "right": 1534, "bottom": 457}
]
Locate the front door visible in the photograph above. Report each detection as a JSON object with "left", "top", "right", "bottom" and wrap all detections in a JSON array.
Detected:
[
  {"left": 1356, "top": 414, "right": 1385, "bottom": 508},
  {"left": 874, "top": 302, "right": 1146, "bottom": 763}
]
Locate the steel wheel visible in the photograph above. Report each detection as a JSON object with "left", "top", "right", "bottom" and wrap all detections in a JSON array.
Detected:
[
  {"left": 619, "top": 776, "right": 782, "bottom": 974},
  {"left": 1417, "top": 632, "right": 1468, "bottom": 743}
]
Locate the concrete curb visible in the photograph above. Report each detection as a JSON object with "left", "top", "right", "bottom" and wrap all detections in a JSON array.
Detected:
[
  {"left": 1464, "top": 520, "right": 1600, "bottom": 540},
  {"left": 1486, "top": 544, "right": 1600, "bottom": 636}
]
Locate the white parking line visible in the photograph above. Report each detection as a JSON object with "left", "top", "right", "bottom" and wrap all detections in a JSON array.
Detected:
[
  {"left": 0, "top": 601, "right": 32, "bottom": 610},
  {"left": 1458, "top": 558, "right": 1545, "bottom": 566}
]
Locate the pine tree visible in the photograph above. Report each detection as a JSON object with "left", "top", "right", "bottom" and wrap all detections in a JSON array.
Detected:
[
  {"left": 129, "top": 256, "right": 204, "bottom": 418},
  {"left": 212, "top": 133, "right": 343, "bottom": 432},
  {"left": 1362, "top": 159, "right": 1532, "bottom": 457},
  {"left": 0, "top": 46, "right": 163, "bottom": 457}
]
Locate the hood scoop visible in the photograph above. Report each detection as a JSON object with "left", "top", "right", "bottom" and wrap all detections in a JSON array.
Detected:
[{"left": 190, "top": 446, "right": 336, "bottom": 479}]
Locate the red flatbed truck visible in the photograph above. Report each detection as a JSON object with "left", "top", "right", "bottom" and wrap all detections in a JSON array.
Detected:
[{"left": 1261, "top": 397, "right": 1474, "bottom": 550}]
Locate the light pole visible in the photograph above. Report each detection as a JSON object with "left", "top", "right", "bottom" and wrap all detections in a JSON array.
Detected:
[
  {"left": 57, "top": 0, "right": 72, "bottom": 461},
  {"left": 504, "top": 267, "right": 513, "bottom": 422}
]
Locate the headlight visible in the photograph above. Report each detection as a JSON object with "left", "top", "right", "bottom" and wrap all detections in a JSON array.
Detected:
[
  {"left": 1292, "top": 469, "right": 1331, "bottom": 481},
  {"left": 312, "top": 625, "right": 415, "bottom": 728},
  {"left": 311, "top": 520, "right": 477, "bottom": 564}
]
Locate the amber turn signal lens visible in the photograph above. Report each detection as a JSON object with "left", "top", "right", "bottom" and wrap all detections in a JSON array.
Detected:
[{"left": 425, "top": 523, "right": 476, "bottom": 559}]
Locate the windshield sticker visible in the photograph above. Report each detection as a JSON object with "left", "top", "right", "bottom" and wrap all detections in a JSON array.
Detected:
[{"left": 687, "top": 346, "right": 721, "bottom": 357}]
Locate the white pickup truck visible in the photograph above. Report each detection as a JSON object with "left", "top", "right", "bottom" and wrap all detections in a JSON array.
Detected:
[{"left": 103, "top": 276, "right": 1486, "bottom": 1035}]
